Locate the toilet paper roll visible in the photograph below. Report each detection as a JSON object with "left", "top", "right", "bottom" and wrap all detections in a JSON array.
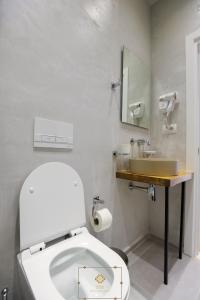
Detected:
[{"left": 90, "top": 208, "right": 112, "bottom": 233}]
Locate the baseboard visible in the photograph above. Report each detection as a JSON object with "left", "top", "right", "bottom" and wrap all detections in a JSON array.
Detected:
[
  {"left": 148, "top": 234, "right": 180, "bottom": 249},
  {"left": 123, "top": 233, "right": 150, "bottom": 254},
  {"left": 123, "top": 233, "right": 188, "bottom": 256}
]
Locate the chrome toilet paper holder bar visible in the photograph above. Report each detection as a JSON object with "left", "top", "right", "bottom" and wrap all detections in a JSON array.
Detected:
[{"left": 92, "top": 196, "right": 105, "bottom": 218}]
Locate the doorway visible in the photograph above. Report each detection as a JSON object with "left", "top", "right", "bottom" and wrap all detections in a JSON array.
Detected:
[{"left": 185, "top": 28, "right": 200, "bottom": 257}]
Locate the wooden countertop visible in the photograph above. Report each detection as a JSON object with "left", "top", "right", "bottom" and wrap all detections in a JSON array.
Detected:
[{"left": 116, "top": 170, "right": 193, "bottom": 187}]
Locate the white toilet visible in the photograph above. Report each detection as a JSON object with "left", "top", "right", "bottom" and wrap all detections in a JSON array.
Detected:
[{"left": 17, "top": 162, "right": 130, "bottom": 300}]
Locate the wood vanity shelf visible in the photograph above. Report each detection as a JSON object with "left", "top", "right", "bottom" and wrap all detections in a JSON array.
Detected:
[{"left": 116, "top": 170, "right": 193, "bottom": 285}]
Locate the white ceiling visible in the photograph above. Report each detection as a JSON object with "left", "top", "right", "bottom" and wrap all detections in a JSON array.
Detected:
[{"left": 146, "top": 0, "right": 159, "bottom": 6}]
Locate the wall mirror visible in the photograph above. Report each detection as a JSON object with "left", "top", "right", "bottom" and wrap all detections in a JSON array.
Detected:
[{"left": 121, "top": 47, "right": 151, "bottom": 129}]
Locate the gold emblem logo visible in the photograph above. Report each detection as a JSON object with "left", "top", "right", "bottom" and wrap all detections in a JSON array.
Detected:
[{"left": 95, "top": 274, "right": 105, "bottom": 284}]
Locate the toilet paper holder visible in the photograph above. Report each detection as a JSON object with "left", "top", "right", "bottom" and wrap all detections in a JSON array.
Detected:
[{"left": 92, "top": 196, "right": 105, "bottom": 218}]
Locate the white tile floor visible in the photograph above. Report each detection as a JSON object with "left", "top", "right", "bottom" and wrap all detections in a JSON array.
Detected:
[{"left": 128, "top": 238, "right": 200, "bottom": 300}]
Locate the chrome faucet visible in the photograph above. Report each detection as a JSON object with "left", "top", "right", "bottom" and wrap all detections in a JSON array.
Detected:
[
  {"left": 130, "top": 138, "right": 150, "bottom": 146},
  {"left": 130, "top": 138, "right": 150, "bottom": 158},
  {"left": 137, "top": 139, "right": 150, "bottom": 146}
]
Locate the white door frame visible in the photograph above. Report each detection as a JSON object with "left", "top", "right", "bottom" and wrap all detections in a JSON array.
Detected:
[{"left": 185, "top": 28, "right": 200, "bottom": 257}]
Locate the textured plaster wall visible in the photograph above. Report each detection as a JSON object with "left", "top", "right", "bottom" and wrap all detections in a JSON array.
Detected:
[
  {"left": 0, "top": 0, "right": 151, "bottom": 298},
  {"left": 150, "top": 0, "right": 200, "bottom": 246}
]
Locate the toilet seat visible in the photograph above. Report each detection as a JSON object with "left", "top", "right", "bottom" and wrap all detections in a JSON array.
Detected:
[
  {"left": 20, "top": 228, "right": 130, "bottom": 300},
  {"left": 18, "top": 162, "right": 130, "bottom": 299}
]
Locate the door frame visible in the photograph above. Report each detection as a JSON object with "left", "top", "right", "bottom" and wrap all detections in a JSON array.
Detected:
[{"left": 185, "top": 28, "right": 200, "bottom": 257}]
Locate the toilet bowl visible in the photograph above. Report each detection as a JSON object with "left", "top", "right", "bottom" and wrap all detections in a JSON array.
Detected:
[{"left": 18, "top": 162, "right": 130, "bottom": 300}]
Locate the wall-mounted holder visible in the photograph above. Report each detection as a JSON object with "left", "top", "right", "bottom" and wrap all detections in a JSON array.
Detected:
[
  {"left": 129, "top": 102, "right": 145, "bottom": 119},
  {"left": 159, "top": 92, "right": 178, "bottom": 135},
  {"left": 128, "top": 181, "right": 156, "bottom": 201},
  {"left": 112, "top": 144, "right": 131, "bottom": 171},
  {"left": 112, "top": 150, "right": 118, "bottom": 157},
  {"left": 111, "top": 80, "right": 121, "bottom": 90},
  {"left": 92, "top": 196, "right": 105, "bottom": 218},
  {"left": 1, "top": 288, "right": 8, "bottom": 300}
]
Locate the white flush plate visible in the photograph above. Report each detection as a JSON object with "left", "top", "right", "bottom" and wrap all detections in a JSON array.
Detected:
[{"left": 34, "top": 117, "right": 73, "bottom": 149}]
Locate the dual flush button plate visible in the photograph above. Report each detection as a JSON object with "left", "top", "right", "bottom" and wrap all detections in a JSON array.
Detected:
[{"left": 33, "top": 117, "right": 73, "bottom": 149}]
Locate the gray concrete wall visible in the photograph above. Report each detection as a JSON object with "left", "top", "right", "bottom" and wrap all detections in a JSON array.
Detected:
[{"left": 0, "top": 0, "right": 151, "bottom": 298}]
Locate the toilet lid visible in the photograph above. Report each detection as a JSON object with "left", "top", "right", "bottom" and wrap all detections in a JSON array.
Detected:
[{"left": 19, "top": 162, "right": 86, "bottom": 251}]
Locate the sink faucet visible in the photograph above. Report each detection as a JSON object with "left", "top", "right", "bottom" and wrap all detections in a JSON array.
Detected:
[
  {"left": 130, "top": 138, "right": 150, "bottom": 158},
  {"left": 130, "top": 138, "right": 150, "bottom": 146},
  {"left": 137, "top": 139, "right": 150, "bottom": 146}
]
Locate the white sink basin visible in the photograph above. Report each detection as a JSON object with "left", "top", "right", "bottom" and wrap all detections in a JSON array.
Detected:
[{"left": 130, "top": 158, "right": 180, "bottom": 176}]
